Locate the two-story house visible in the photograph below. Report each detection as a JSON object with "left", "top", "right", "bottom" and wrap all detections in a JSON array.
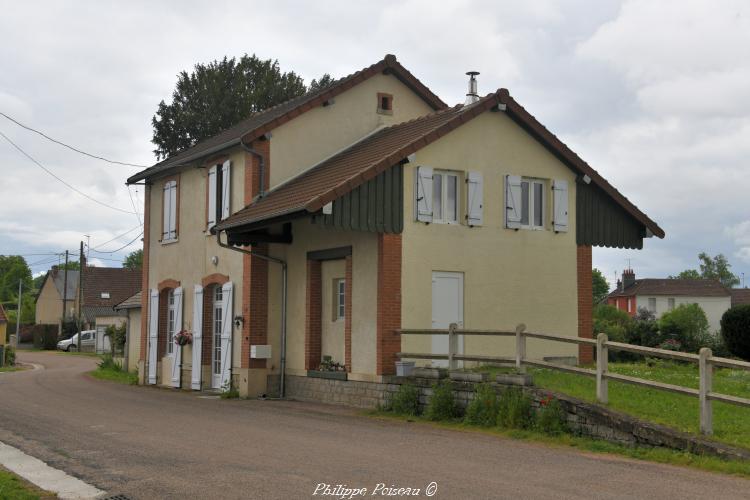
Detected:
[{"left": 127, "top": 54, "right": 664, "bottom": 401}]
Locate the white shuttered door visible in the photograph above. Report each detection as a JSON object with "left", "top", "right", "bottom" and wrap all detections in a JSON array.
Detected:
[
  {"left": 192, "top": 285, "right": 204, "bottom": 390},
  {"left": 553, "top": 179, "right": 569, "bottom": 232},
  {"left": 466, "top": 171, "right": 483, "bottom": 226},
  {"left": 415, "top": 166, "right": 433, "bottom": 223},
  {"left": 147, "top": 289, "right": 159, "bottom": 385},
  {"left": 220, "top": 282, "right": 233, "bottom": 390},
  {"left": 207, "top": 166, "right": 217, "bottom": 229},
  {"left": 221, "top": 160, "right": 231, "bottom": 220},
  {"left": 505, "top": 175, "right": 522, "bottom": 229},
  {"left": 170, "top": 287, "right": 183, "bottom": 388}
]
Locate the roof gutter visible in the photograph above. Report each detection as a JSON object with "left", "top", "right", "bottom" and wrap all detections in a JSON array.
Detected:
[{"left": 216, "top": 230, "right": 288, "bottom": 399}]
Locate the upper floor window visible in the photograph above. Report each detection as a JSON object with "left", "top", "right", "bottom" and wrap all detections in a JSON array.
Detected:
[
  {"left": 377, "top": 93, "right": 393, "bottom": 115},
  {"left": 520, "top": 178, "right": 545, "bottom": 229},
  {"left": 415, "top": 166, "right": 468, "bottom": 225},
  {"left": 648, "top": 297, "right": 657, "bottom": 312},
  {"left": 208, "top": 160, "right": 231, "bottom": 229},
  {"left": 162, "top": 179, "right": 178, "bottom": 242},
  {"left": 433, "top": 170, "right": 459, "bottom": 224},
  {"left": 668, "top": 298, "right": 675, "bottom": 310},
  {"left": 505, "top": 175, "right": 567, "bottom": 232}
]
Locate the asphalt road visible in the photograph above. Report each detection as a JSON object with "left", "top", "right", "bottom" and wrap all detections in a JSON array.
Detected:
[{"left": 1, "top": 351, "right": 749, "bottom": 500}]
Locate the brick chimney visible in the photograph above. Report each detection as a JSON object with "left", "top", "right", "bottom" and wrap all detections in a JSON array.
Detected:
[{"left": 622, "top": 269, "right": 636, "bottom": 290}]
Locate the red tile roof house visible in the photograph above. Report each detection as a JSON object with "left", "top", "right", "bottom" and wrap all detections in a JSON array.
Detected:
[
  {"left": 127, "top": 54, "right": 663, "bottom": 403},
  {"left": 607, "top": 269, "right": 731, "bottom": 334}
]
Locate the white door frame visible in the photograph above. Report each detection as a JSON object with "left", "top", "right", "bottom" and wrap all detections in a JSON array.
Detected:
[
  {"left": 431, "top": 271, "right": 464, "bottom": 367},
  {"left": 211, "top": 285, "right": 224, "bottom": 389}
]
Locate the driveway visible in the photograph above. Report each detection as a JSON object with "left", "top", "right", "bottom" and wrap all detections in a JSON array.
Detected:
[{"left": 1, "top": 351, "right": 749, "bottom": 499}]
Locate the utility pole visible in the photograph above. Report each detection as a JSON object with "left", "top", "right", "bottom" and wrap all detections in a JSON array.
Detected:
[
  {"left": 77, "top": 241, "right": 84, "bottom": 341},
  {"left": 15, "top": 279, "right": 22, "bottom": 339},
  {"left": 61, "top": 250, "right": 69, "bottom": 335}
]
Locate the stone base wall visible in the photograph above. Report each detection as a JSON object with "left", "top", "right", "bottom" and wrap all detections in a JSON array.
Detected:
[{"left": 279, "top": 374, "right": 750, "bottom": 461}]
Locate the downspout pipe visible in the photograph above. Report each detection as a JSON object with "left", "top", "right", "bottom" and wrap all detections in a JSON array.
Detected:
[
  {"left": 217, "top": 231, "right": 288, "bottom": 398},
  {"left": 241, "top": 138, "right": 267, "bottom": 198}
]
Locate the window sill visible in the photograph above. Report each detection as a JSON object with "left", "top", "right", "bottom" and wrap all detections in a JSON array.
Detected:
[
  {"left": 161, "top": 238, "right": 179, "bottom": 245},
  {"left": 377, "top": 109, "right": 393, "bottom": 116}
]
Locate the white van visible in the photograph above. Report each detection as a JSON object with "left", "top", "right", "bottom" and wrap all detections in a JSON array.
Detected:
[{"left": 56, "top": 330, "right": 96, "bottom": 352}]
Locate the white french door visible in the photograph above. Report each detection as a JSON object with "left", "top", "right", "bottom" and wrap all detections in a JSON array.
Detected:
[
  {"left": 431, "top": 272, "right": 464, "bottom": 368},
  {"left": 211, "top": 285, "right": 223, "bottom": 389}
]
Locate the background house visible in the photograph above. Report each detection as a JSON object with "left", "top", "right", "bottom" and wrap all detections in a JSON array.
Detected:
[
  {"left": 34, "top": 267, "right": 79, "bottom": 326},
  {"left": 114, "top": 291, "right": 141, "bottom": 372},
  {"left": 81, "top": 267, "right": 141, "bottom": 353},
  {"left": 730, "top": 289, "right": 750, "bottom": 308},
  {"left": 607, "top": 269, "right": 730, "bottom": 333}
]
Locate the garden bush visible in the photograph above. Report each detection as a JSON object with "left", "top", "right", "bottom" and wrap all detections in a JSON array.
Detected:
[
  {"left": 390, "top": 383, "right": 420, "bottom": 416},
  {"left": 625, "top": 308, "right": 661, "bottom": 348},
  {"left": 721, "top": 305, "right": 750, "bottom": 361},
  {"left": 464, "top": 383, "right": 499, "bottom": 427},
  {"left": 4, "top": 345, "right": 15, "bottom": 366},
  {"left": 536, "top": 395, "right": 568, "bottom": 435},
  {"left": 425, "top": 379, "right": 457, "bottom": 421},
  {"left": 497, "top": 387, "right": 534, "bottom": 429},
  {"left": 98, "top": 354, "right": 123, "bottom": 371},
  {"left": 659, "top": 304, "right": 709, "bottom": 353}
]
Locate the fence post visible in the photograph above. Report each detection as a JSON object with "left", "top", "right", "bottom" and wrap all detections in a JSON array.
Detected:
[
  {"left": 699, "top": 347, "right": 713, "bottom": 435},
  {"left": 596, "top": 333, "right": 608, "bottom": 404},
  {"left": 515, "top": 323, "right": 526, "bottom": 373},
  {"left": 448, "top": 323, "right": 457, "bottom": 371}
]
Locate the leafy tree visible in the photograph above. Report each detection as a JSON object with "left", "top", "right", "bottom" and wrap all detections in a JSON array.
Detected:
[
  {"left": 659, "top": 303, "right": 709, "bottom": 352},
  {"left": 57, "top": 261, "right": 80, "bottom": 271},
  {"left": 721, "top": 305, "right": 750, "bottom": 361},
  {"left": 309, "top": 73, "right": 334, "bottom": 92},
  {"left": 0, "top": 256, "right": 33, "bottom": 303},
  {"left": 592, "top": 268, "right": 609, "bottom": 304},
  {"left": 152, "top": 54, "right": 333, "bottom": 159},
  {"left": 670, "top": 252, "right": 739, "bottom": 288},
  {"left": 123, "top": 249, "right": 143, "bottom": 270}
]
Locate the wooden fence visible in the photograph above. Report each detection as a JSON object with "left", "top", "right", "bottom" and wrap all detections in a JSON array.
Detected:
[{"left": 396, "top": 324, "right": 750, "bottom": 435}]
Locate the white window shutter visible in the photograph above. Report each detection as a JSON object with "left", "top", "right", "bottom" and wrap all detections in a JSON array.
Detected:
[
  {"left": 147, "top": 289, "right": 159, "bottom": 385},
  {"left": 220, "top": 281, "right": 233, "bottom": 390},
  {"left": 221, "top": 160, "right": 231, "bottom": 220},
  {"left": 168, "top": 182, "right": 177, "bottom": 239},
  {"left": 466, "top": 171, "right": 483, "bottom": 226},
  {"left": 553, "top": 179, "right": 569, "bottom": 232},
  {"left": 170, "top": 287, "right": 183, "bottom": 388},
  {"left": 505, "top": 175, "right": 522, "bottom": 229},
  {"left": 191, "top": 285, "right": 203, "bottom": 390},
  {"left": 415, "top": 166, "right": 433, "bottom": 223},
  {"left": 162, "top": 183, "right": 171, "bottom": 240},
  {"left": 207, "top": 166, "right": 217, "bottom": 229}
]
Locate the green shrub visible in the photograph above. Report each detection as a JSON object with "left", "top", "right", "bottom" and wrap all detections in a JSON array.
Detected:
[
  {"left": 625, "top": 308, "right": 661, "bottom": 348},
  {"left": 497, "top": 387, "right": 534, "bottom": 429},
  {"left": 464, "top": 383, "right": 499, "bottom": 426},
  {"left": 391, "top": 384, "right": 420, "bottom": 416},
  {"left": 220, "top": 379, "right": 239, "bottom": 399},
  {"left": 721, "top": 305, "right": 750, "bottom": 361},
  {"left": 536, "top": 395, "right": 568, "bottom": 435},
  {"left": 425, "top": 380, "right": 457, "bottom": 421},
  {"left": 98, "top": 354, "right": 123, "bottom": 372},
  {"left": 4, "top": 345, "right": 15, "bottom": 366},
  {"left": 660, "top": 304, "right": 709, "bottom": 353}
]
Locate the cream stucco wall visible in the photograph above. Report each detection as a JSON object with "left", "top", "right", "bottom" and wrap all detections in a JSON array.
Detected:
[
  {"left": 402, "top": 111, "right": 580, "bottom": 364},
  {"left": 266, "top": 219, "right": 379, "bottom": 380},
  {"left": 636, "top": 295, "right": 730, "bottom": 334},
  {"left": 321, "top": 259, "right": 346, "bottom": 365},
  {"left": 269, "top": 73, "right": 435, "bottom": 189},
  {"left": 146, "top": 147, "right": 247, "bottom": 387},
  {"left": 35, "top": 277, "right": 77, "bottom": 325},
  {"left": 125, "top": 308, "right": 141, "bottom": 372}
]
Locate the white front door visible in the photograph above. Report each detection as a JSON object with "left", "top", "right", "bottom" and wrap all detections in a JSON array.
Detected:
[
  {"left": 211, "top": 285, "right": 224, "bottom": 389},
  {"left": 431, "top": 272, "right": 464, "bottom": 368}
]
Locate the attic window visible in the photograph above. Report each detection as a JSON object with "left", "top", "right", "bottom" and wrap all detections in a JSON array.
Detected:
[
  {"left": 377, "top": 93, "right": 393, "bottom": 115},
  {"left": 101, "top": 292, "right": 110, "bottom": 299}
]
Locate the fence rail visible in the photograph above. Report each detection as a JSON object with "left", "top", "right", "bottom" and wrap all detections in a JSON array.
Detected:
[{"left": 396, "top": 323, "right": 750, "bottom": 435}]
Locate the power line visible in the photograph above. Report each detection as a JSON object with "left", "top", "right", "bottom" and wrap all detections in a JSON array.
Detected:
[
  {"left": 90, "top": 231, "right": 143, "bottom": 254},
  {"left": 0, "top": 129, "right": 137, "bottom": 215},
  {"left": 91, "top": 224, "right": 142, "bottom": 250},
  {"left": 0, "top": 110, "right": 148, "bottom": 168},
  {"left": 127, "top": 184, "right": 142, "bottom": 226}
]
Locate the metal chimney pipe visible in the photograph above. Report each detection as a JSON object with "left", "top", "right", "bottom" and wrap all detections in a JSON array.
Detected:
[{"left": 465, "top": 71, "right": 480, "bottom": 105}]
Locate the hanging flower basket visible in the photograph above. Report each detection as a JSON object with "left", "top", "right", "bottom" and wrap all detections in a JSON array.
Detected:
[{"left": 174, "top": 330, "right": 193, "bottom": 346}]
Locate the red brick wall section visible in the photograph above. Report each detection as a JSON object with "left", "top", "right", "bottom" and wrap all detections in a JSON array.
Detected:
[
  {"left": 344, "top": 255, "right": 353, "bottom": 372},
  {"left": 241, "top": 139, "right": 271, "bottom": 370},
  {"left": 202, "top": 286, "right": 214, "bottom": 367},
  {"left": 376, "top": 233, "right": 402, "bottom": 376},
  {"left": 140, "top": 185, "right": 151, "bottom": 362},
  {"left": 305, "top": 259, "right": 322, "bottom": 370},
  {"left": 577, "top": 245, "right": 594, "bottom": 364},
  {"left": 158, "top": 288, "right": 170, "bottom": 359}
]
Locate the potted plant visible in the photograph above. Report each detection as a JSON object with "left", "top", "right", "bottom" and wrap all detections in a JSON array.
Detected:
[
  {"left": 174, "top": 330, "right": 193, "bottom": 347},
  {"left": 308, "top": 355, "right": 348, "bottom": 380}
]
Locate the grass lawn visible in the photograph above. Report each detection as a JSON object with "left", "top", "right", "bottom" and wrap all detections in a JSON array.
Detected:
[
  {"left": 89, "top": 366, "right": 138, "bottom": 385},
  {"left": 366, "top": 411, "right": 750, "bottom": 479},
  {"left": 0, "top": 466, "right": 56, "bottom": 499},
  {"left": 0, "top": 366, "right": 24, "bottom": 373}
]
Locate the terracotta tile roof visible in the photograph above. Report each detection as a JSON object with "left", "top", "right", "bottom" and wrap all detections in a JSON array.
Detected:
[
  {"left": 0, "top": 303, "right": 7, "bottom": 323},
  {"left": 217, "top": 88, "right": 665, "bottom": 239},
  {"left": 127, "top": 54, "right": 446, "bottom": 184},
  {"left": 731, "top": 289, "right": 750, "bottom": 307},
  {"left": 608, "top": 279, "right": 731, "bottom": 298},
  {"left": 82, "top": 267, "right": 142, "bottom": 309},
  {"left": 114, "top": 291, "right": 142, "bottom": 310}
]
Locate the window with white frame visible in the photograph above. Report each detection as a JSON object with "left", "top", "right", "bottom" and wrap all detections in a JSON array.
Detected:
[
  {"left": 334, "top": 278, "right": 346, "bottom": 320},
  {"left": 668, "top": 298, "right": 675, "bottom": 311},
  {"left": 648, "top": 297, "right": 656, "bottom": 313},
  {"left": 520, "top": 178, "right": 545, "bottom": 229},
  {"left": 167, "top": 290, "right": 176, "bottom": 354},
  {"left": 207, "top": 160, "right": 231, "bottom": 229},
  {"left": 432, "top": 170, "right": 459, "bottom": 224},
  {"left": 162, "top": 179, "right": 178, "bottom": 241}
]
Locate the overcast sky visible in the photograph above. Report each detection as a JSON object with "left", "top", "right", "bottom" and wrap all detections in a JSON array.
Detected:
[{"left": 1, "top": 0, "right": 749, "bottom": 289}]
